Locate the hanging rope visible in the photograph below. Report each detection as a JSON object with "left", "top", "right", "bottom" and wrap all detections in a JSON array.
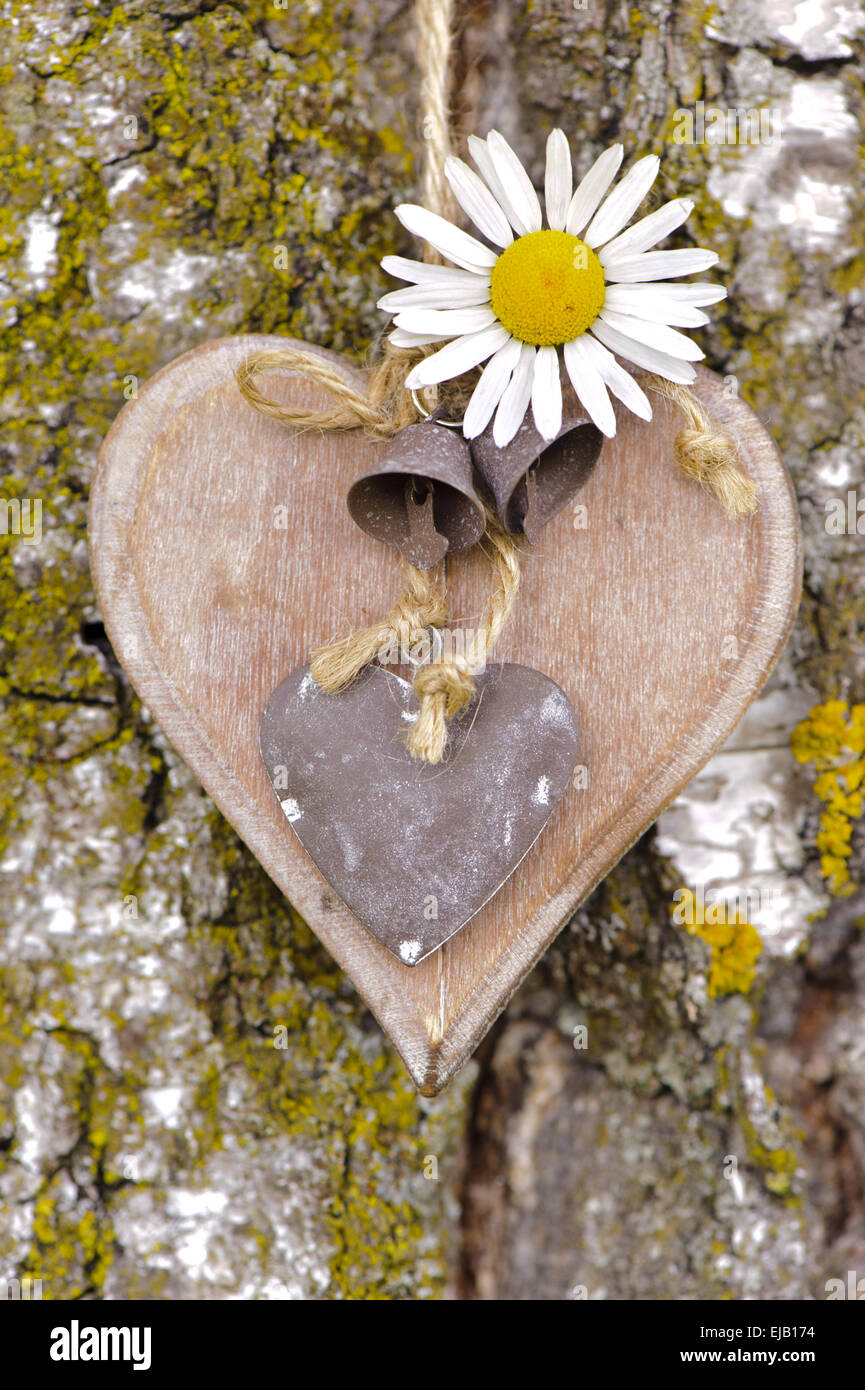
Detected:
[{"left": 415, "top": 0, "right": 457, "bottom": 225}]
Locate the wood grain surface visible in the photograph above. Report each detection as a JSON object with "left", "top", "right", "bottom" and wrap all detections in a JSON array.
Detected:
[{"left": 89, "top": 335, "right": 802, "bottom": 1095}]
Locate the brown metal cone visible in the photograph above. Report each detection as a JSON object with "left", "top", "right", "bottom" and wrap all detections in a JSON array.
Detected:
[
  {"left": 347, "top": 419, "right": 486, "bottom": 569},
  {"left": 470, "top": 409, "right": 603, "bottom": 543}
]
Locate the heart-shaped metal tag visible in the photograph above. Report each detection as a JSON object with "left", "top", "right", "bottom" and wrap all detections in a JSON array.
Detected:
[{"left": 259, "top": 663, "right": 579, "bottom": 963}]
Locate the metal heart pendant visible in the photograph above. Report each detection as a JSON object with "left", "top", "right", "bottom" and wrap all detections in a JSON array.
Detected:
[{"left": 259, "top": 663, "right": 579, "bottom": 963}]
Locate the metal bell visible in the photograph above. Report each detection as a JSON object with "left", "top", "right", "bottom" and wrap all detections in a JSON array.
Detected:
[
  {"left": 470, "top": 410, "right": 603, "bottom": 544},
  {"left": 347, "top": 418, "right": 486, "bottom": 569}
]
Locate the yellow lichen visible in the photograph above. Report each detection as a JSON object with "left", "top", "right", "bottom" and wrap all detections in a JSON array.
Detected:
[
  {"left": 674, "top": 889, "right": 762, "bottom": 997},
  {"left": 792, "top": 701, "right": 865, "bottom": 895}
]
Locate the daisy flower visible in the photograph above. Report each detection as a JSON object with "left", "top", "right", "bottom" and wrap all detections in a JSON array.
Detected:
[{"left": 378, "top": 130, "right": 725, "bottom": 447}]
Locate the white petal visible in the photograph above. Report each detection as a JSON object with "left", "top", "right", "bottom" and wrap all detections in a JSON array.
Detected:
[
  {"left": 584, "top": 155, "right": 660, "bottom": 248},
  {"left": 394, "top": 306, "right": 497, "bottom": 335},
  {"left": 563, "top": 336, "right": 616, "bottom": 437},
  {"left": 531, "top": 346, "right": 563, "bottom": 440},
  {"left": 578, "top": 334, "right": 652, "bottom": 421},
  {"left": 468, "top": 135, "right": 528, "bottom": 236},
  {"left": 602, "top": 248, "right": 719, "bottom": 282},
  {"left": 493, "top": 343, "right": 536, "bottom": 446},
  {"left": 463, "top": 337, "right": 522, "bottom": 438},
  {"left": 381, "top": 255, "right": 491, "bottom": 285},
  {"left": 378, "top": 283, "right": 492, "bottom": 311},
  {"left": 404, "top": 325, "right": 511, "bottom": 388},
  {"left": 487, "top": 130, "right": 543, "bottom": 235},
  {"left": 599, "top": 309, "right": 704, "bottom": 361},
  {"left": 389, "top": 328, "right": 453, "bottom": 346},
  {"left": 467, "top": 135, "right": 512, "bottom": 212},
  {"left": 598, "top": 197, "right": 693, "bottom": 261},
  {"left": 644, "top": 281, "right": 726, "bottom": 306},
  {"left": 589, "top": 320, "right": 697, "bottom": 384},
  {"left": 394, "top": 204, "right": 498, "bottom": 272},
  {"left": 444, "top": 155, "right": 513, "bottom": 248},
  {"left": 603, "top": 285, "right": 709, "bottom": 327},
  {"left": 565, "top": 144, "right": 623, "bottom": 236},
  {"left": 544, "top": 129, "right": 572, "bottom": 231}
]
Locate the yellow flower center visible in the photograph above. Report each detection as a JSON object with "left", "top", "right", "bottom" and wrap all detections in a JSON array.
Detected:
[{"left": 489, "top": 229, "right": 606, "bottom": 347}]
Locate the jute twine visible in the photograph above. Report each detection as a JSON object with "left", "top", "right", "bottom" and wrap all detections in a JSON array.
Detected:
[
  {"left": 236, "top": 0, "right": 758, "bottom": 763},
  {"left": 308, "top": 564, "right": 447, "bottom": 694},
  {"left": 400, "top": 508, "right": 519, "bottom": 761},
  {"left": 643, "top": 375, "right": 759, "bottom": 518}
]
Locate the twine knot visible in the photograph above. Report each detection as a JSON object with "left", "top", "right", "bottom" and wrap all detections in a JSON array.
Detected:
[
  {"left": 645, "top": 376, "right": 759, "bottom": 520},
  {"left": 309, "top": 566, "right": 447, "bottom": 693},
  {"left": 390, "top": 584, "right": 447, "bottom": 651},
  {"left": 408, "top": 659, "right": 476, "bottom": 762}
]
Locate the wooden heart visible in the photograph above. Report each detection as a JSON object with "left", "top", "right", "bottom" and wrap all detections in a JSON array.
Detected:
[
  {"left": 259, "top": 663, "right": 579, "bottom": 963},
  {"left": 89, "top": 335, "right": 801, "bottom": 1095}
]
